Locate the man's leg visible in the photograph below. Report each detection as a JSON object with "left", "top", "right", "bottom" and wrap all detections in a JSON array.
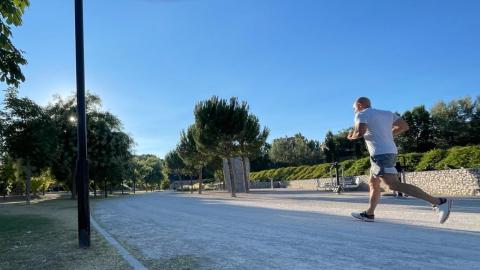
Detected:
[
  {"left": 380, "top": 173, "right": 441, "bottom": 205},
  {"left": 366, "top": 176, "right": 381, "bottom": 215}
]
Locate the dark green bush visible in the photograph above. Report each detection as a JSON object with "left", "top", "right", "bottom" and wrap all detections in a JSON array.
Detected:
[
  {"left": 344, "top": 157, "right": 370, "bottom": 176},
  {"left": 250, "top": 145, "right": 480, "bottom": 181},
  {"left": 436, "top": 146, "right": 480, "bottom": 169},
  {"left": 340, "top": 160, "right": 355, "bottom": 173},
  {"left": 161, "top": 179, "right": 170, "bottom": 190},
  {"left": 398, "top": 152, "right": 423, "bottom": 171},
  {"left": 415, "top": 149, "right": 447, "bottom": 171}
]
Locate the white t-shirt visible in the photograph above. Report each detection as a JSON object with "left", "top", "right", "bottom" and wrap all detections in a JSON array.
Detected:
[{"left": 354, "top": 108, "right": 400, "bottom": 156}]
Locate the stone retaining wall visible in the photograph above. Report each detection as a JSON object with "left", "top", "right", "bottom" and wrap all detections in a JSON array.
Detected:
[{"left": 251, "top": 168, "right": 480, "bottom": 196}]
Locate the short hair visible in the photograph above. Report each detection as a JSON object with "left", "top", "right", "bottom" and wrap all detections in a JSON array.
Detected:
[{"left": 354, "top": 97, "right": 371, "bottom": 108}]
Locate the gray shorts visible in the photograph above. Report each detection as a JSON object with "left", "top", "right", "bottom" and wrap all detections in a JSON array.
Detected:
[{"left": 370, "top": 154, "right": 398, "bottom": 177}]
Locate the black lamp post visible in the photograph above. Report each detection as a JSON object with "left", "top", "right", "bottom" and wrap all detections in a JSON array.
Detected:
[{"left": 75, "top": 0, "right": 90, "bottom": 248}]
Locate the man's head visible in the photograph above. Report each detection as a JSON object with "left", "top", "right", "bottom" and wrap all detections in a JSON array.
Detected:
[{"left": 353, "top": 97, "right": 371, "bottom": 113}]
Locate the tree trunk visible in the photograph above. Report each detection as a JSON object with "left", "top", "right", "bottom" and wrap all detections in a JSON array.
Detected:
[
  {"left": 104, "top": 178, "right": 107, "bottom": 198},
  {"left": 133, "top": 179, "right": 136, "bottom": 194},
  {"left": 198, "top": 167, "right": 203, "bottom": 194},
  {"left": 25, "top": 163, "right": 31, "bottom": 205},
  {"left": 227, "top": 158, "right": 236, "bottom": 197},
  {"left": 241, "top": 157, "right": 250, "bottom": 193}
]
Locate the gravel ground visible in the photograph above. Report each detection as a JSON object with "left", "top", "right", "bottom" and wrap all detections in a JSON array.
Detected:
[{"left": 93, "top": 190, "right": 480, "bottom": 270}]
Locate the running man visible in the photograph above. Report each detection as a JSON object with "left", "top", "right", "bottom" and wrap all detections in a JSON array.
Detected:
[{"left": 347, "top": 97, "right": 452, "bottom": 223}]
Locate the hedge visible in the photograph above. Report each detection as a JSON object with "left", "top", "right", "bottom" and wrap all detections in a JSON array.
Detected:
[
  {"left": 415, "top": 149, "right": 447, "bottom": 171},
  {"left": 250, "top": 145, "right": 480, "bottom": 181},
  {"left": 435, "top": 146, "right": 480, "bottom": 169}
]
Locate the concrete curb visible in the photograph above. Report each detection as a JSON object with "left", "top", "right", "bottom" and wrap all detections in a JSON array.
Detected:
[{"left": 91, "top": 216, "right": 148, "bottom": 270}]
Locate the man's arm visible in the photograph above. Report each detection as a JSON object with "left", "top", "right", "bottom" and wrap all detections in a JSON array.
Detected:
[
  {"left": 348, "top": 123, "right": 367, "bottom": 141},
  {"left": 392, "top": 118, "right": 409, "bottom": 137}
]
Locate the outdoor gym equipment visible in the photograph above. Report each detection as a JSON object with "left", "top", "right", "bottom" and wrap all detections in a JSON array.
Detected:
[{"left": 330, "top": 162, "right": 344, "bottom": 194}]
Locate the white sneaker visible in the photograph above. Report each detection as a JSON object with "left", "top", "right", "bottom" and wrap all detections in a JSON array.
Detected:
[{"left": 434, "top": 198, "right": 452, "bottom": 224}]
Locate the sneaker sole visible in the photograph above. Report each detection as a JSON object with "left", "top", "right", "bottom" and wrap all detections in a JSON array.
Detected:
[
  {"left": 440, "top": 199, "right": 452, "bottom": 224},
  {"left": 351, "top": 213, "right": 374, "bottom": 222}
]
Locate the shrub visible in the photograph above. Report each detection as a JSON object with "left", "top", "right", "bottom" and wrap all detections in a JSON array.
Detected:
[
  {"left": 344, "top": 157, "right": 370, "bottom": 176},
  {"left": 436, "top": 146, "right": 480, "bottom": 169},
  {"left": 311, "top": 164, "right": 331, "bottom": 178},
  {"left": 415, "top": 149, "right": 447, "bottom": 171},
  {"left": 161, "top": 179, "right": 170, "bottom": 190},
  {"left": 248, "top": 145, "right": 480, "bottom": 182},
  {"left": 398, "top": 152, "right": 423, "bottom": 171},
  {"left": 340, "top": 160, "right": 355, "bottom": 172}
]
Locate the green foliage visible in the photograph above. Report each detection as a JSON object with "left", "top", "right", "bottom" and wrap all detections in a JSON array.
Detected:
[
  {"left": 160, "top": 179, "right": 170, "bottom": 190},
  {"left": 45, "top": 93, "right": 134, "bottom": 194},
  {"left": 251, "top": 145, "right": 480, "bottom": 181},
  {"left": 1, "top": 88, "right": 57, "bottom": 167},
  {"left": 134, "top": 154, "right": 165, "bottom": 189},
  {"left": 431, "top": 97, "right": 478, "bottom": 148},
  {"left": 397, "top": 106, "right": 435, "bottom": 153},
  {"left": 214, "top": 169, "right": 224, "bottom": 182},
  {"left": 164, "top": 150, "right": 186, "bottom": 179},
  {"left": 398, "top": 152, "right": 423, "bottom": 172},
  {"left": 193, "top": 96, "right": 249, "bottom": 158},
  {"left": 0, "top": 0, "right": 29, "bottom": 86},
  {"left": 322, "top": 130, "right": 367, "bottom": 163},
  {"left": 269, "top": 133, "right": 324, "bottom": 166},
  {"left": 31, "top": 168, "right": 55, "bottom": 194},
  {"left": 0, "top": 156, "right": 16, "bottom": 196},
  {"left": 1, "top": 88, "right": 58, "bottom": 183},
  {"left": 340, "top": 160, "right": 355, "bottom": 172},
  {"left": 252, "top": 96, "right": 479, "bottom": 172},
  {"left": 343, "top": 157, "right": 370, "bottom": 176},
  {"left": 239, "top": 115, "right": 269, "bottom": 159},
  {"left": 309, "top": 164, "right": 331, "bottom": 178},
  {"left": 177, "top": 125, "right": 210, "bottom": 178},
  {"left": 435, "top": 146, "right": 480, "bottom": 169},
  {"left": 415, "top": 149, "right": 447, "bottom": 171}
]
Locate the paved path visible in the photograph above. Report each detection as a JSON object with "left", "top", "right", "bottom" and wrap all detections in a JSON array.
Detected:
[{"left": 93, "top": 190, "right": 480, "bottom": 270}]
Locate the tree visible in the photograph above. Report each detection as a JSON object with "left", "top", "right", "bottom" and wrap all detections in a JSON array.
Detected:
[
  {"left": 323, "top": 131, "right": 337, "bottom": 162},
  {"left": 136, "top": 155, "right": 165, "bottom": 191},
  {"left": 431, "top": 97, "right": 474, "bottom": 148},
  {"left": 0, "top": 156, "right": 16, "bottom": 199},
  {"left": 46, "top": 94, "right": 79, "bottom": 198},
  {"left": 46, "top": 93, "right": 134, "bottom": 198},
  {"left": 238, "top": 115, "right": 269, "bottom": 192},
  {"left": 193, "top": 96, "right": 248, "bottom": 197},
  {"left": 177, "top": 125, "right": 210, "bottom": 194},
  {"left": 164, "top": 150, "right": 186, "bottom": 190},
  {"left": 0, "top": 0, "right": 29, "bottom": 87},
  {"left": 270, "top": 133, "right": 324, "bottom": 166},
  {"left": 470, "top": 96, "right": 480, "bottom": 145},
  {"left": 31, "top": 168, "right": 55, "bottom": 195},
  {"left": 88, "top": 111, "right": 134, "bottom": 197},
  {"left": 397, "top": 106, "right": 435, "bottom": 153},
  {"left": 249, "top": 142, "right": 274, "bottom": 171},
  {"left": 1, "top": 88, "right": 58, "bottom": 204}
]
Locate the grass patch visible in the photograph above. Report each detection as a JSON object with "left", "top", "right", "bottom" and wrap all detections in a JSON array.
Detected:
[{"left": 0, "top": 197, "right": 131, "bottom": 270}]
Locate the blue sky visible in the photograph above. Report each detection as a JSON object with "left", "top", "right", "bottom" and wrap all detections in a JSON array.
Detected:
[{"left": 4, "top": 0, "right": 480, "bottom": 157}]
